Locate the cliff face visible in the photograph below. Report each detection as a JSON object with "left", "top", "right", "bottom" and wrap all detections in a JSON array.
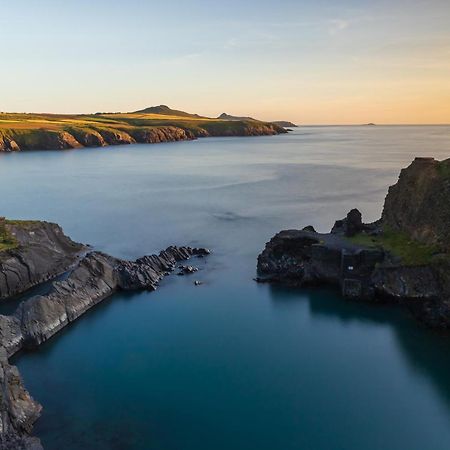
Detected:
[
  {"left": 0, "top": 349, "right": 42, "bottom": 450},
  {"left": 383, "top": 157, "right": 450, "bottom": 252},
  {"left": 0, "top": 221, "right": 85, "bottom": 299},
  {"left": 257, "top": 157, "right": 450, "bottom": 328},
  {"left": 200, "top": 121, "right": 285, "bottom": 137}
]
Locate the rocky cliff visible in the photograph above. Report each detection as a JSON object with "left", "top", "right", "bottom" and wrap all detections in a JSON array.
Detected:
[
  {"left": 0, "top": 126, "right": 197, "bottom": 151},
  {"left": 0, "top": 220, "right": 209, "bottom": 449},
  {"left": 382, "top": 157, "right": 450, "bottom": 252},
  {"left": 257, "top": 157, "right": 450, "bottom": 328},
  {"left": 0, "top": 349, "right": 42, "bottom": 450},
  {"left": 0, "top": 113, "right": 286, "bottom": 152},
  {"left": 0, "top": 221, "right": 85, "bottom": 299}
]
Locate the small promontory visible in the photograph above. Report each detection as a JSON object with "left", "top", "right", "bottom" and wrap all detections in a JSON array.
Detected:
[{"left": 257, "top": 157, "right": 450, "bottom": 328}]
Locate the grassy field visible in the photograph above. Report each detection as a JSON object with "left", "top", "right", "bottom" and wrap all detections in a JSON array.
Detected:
[{"left": 0, "top": 220, "right": 17, "bottom": 252}]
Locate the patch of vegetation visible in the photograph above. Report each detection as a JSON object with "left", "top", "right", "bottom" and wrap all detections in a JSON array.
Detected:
[
  {"left": 437, "top": 159, "right": 450, "bottom": 179},
  {"left": 0, "top": 220, "right": 18, "bottom": 252},
  {"left": 5, "top": 219, "right": 40, "bottom": 227},
  {"left": 348, "top": 227, "right": 441, "bottom": 266}
]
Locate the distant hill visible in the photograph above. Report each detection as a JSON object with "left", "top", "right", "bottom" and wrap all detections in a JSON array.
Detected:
[
  {"left": 217, "top": 113, "right": 256, "bottom": 121},
  {"left": 271, "top": 121, "right": 297, "bottom": 128},
  {"left": 133, "top": 105, "right": 205, "bottom": 118}
]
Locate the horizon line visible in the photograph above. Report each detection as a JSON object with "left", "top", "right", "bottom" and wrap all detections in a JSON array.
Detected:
[{"left": 0, "top": 109, "right": 448, "bottom": 128}]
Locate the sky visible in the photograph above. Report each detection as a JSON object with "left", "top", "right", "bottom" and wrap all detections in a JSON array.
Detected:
[{"left": 1, "top": 0, "right": 449, "bottom": 124}]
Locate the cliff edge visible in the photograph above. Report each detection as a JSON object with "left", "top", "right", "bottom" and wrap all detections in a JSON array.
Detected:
[{"left": 257, "top": 157, "right": 450, "bottom": 328}]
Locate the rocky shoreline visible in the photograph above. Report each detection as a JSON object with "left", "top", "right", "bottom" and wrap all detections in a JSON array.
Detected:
[
  {"left": 0, "top": 220, "right": 209, "bottom": 449},
  {"left": 0, "top": 122, "right": 286, "bottom": 152},
  {"left": 257, "top": 157, "right": 450, "bottom": 328}
]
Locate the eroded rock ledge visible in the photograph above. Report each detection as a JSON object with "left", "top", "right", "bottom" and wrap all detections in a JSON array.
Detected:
[
  {"left": 257, "top": 157, "right": 450, "bottom": 328},
  {"left": 0, "top": 221, "right": 86, "bottom": 300},
  {"left": 0, "top": 221, "right": 209, "bottom": 449}
]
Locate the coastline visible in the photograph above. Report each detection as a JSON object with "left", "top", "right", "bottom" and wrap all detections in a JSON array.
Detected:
[
  {"left": 0, "top": 220, "right": 210, "bottom": 449},
  {"left": 0, "top": 111, "right": 287, "bottom": 153}
]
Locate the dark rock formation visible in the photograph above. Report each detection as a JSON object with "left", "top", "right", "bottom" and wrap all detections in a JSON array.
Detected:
[
  {"left": 0, "top": 221, "right": 86, "bottom": 299},
  {"left": 131, "top": 126, "right": 195, "bottom": 144},
  {"left": 177, "top": 265, "right": 199, "bottom": 275},
  {"left": 96, "top": 129, "right": 135, "bottom": 146},
  {"left": 0, "top": 246, "right": 208, "bottom": 356},
  {"left": 383, "top": 157, "right": 450, "bottom": 252},
  {"left": 257, "top": 157, "right": 450, "bottom": 328},
  {"left": 0, "top": 220, "right": 209, "bottom": 448},
  {"left": 67, "top": 128, "right": 106, "bottom": 147},
  {"left": 331, "top": 208, "right": 364, "bottom": 237},
  {"left": 0, "top": 349, "right": 42, "bottom": 450},
  {"left": 0, "top": 136, "right": 20, "bottom": 152}
]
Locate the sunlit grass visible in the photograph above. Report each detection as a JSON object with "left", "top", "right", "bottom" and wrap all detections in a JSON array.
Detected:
[{"left": 347, "top": 227, "right": 440, "bottom": 266}]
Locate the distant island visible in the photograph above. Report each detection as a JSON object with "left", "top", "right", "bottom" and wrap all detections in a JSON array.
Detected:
[
  {"left": 0, "top": 105, "right": 287, "bottom": 152},
  {"left": 257, "top": 157, "right": 450, "bottom": 328}
]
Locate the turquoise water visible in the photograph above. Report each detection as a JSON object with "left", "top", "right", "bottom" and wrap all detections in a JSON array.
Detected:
[{"left": 1, "top": 126, "right": 450, "bottom": 449}]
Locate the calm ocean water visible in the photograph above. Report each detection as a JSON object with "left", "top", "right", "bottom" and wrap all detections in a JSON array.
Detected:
[{"left": 1, "top": 126, "right": 450, "bottom": 450}]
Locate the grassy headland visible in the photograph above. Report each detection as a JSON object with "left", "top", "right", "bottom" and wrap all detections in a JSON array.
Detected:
[{"left": 0, "top": 105, "right": 286, "bottom": 151}]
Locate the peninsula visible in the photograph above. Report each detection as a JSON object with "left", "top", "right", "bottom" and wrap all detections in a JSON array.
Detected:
[
  {"left": 257, "top": 157, "right": 450, "bottom": 328},
  {"left": 0, "top": 105, "right": 286, "bottom": 152},
  {"left": 0, "top": 218, "right": 209, "bottom": 449}
]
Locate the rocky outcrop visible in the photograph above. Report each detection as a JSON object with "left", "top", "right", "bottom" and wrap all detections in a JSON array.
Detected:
[
  {"left": 0, "top": 219, "right": 209, "bottom": 448},
  {"left": 257, "top": 157, "right": 450, "bottom": 328},
  {"left": 383, "top": 157, "right": 450, "bottom": 251},
  {"left": 3, "top": 131, "right": 83, "bottom": 151},
  {"left": 131, "top": 126, "right": 195, "bottom": 143},
  {"left": 0, "top": 349, "right": 42, "bottom": 450},
  {"left": 0, "top": 136, "right": 20, "bottom": 152},
  {"left": 67, "top": 128, "right": 106, "bottom": 147},
  {"left": 0, "top": 221, "right": 85, "bottom": 299},
  {"left": 0, "top": 246, "right": 209, "bottom": 356}
]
